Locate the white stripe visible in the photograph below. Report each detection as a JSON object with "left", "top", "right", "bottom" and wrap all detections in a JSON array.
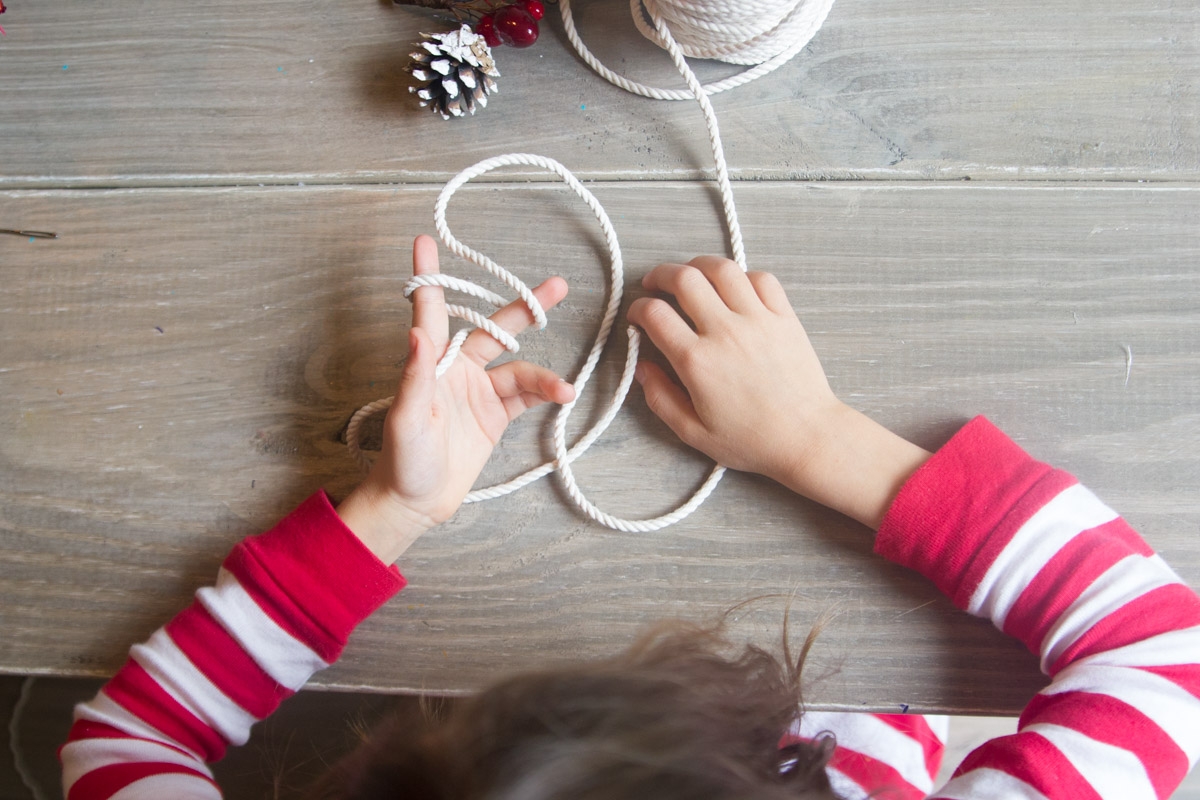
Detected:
[
  {"left": 926, "top": 714, "right": 950, "bottom": 745},
  {"left": 1023, "top": 722, "right": 1156, "bottom": 800},
  {"left": 1041, "top": 662, "right": 1200, "bottom": 763},
  {"left": 799, "top": 711, "right": 934, "bottom": 792},
  {"left": 968, "top": 483, "right": 1118, "bottom": 626},
  {"left": 196, "top": 568, "right": 329, "bottom": 690},
  {"left": 933, "top": 766, "right": 1051, "bottom": 799},
  {"left": 1074, "top": 624, "right": 1200, "bottom": 669},
  {"left": 1040, "top": 554, "right": 1182, "bottom": 673},
  {"left": 111, "top": 772, "right": 222, "bottom": 800},
  {"left": 61, "top": 736, "right": 213, "bottom": 794},
  {"left": 824, "top": 765, "right": 870, "bottom": 800},
  {"left": 130, "top": 629, "right": 259, "bottom": 747},
  {"left": 73, "top": 691, "right": 201, "bottom": 762}
]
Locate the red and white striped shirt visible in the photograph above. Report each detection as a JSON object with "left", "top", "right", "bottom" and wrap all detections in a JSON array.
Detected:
[{"left": 60, "top": 417, "right": 1200, "bottom": 798}]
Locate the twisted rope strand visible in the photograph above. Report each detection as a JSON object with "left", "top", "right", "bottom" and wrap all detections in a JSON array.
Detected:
[{"left": 648, "top": 10, "right": 747, "bottom": 269}]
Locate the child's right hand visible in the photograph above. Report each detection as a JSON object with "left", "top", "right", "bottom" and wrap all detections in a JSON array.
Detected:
[
  {"left": 628, "top": 257, "right": 839, "bottom": 484},
  {"left": 628, "top": 257, "right": 931, "bottom": 531}
]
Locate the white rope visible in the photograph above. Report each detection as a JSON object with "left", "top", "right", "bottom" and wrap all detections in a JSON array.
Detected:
[
  {"left": 347, "top": 153, "right": 725, "bottom": 532},
  {"left": 8, "top": 677, "right": 50, "bottom": 800},
  {"left": 349, "top": 0, "right": 834, "bottom": 529}
]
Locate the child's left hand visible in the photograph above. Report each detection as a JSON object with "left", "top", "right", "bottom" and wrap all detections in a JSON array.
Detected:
[{"left": 338, "top": 235, "right": 575, "bottom": 563}]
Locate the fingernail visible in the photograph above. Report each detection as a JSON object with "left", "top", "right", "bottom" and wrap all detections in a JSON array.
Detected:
[{"left": 634, "top": 363, "right": 646, "bottom": 384}]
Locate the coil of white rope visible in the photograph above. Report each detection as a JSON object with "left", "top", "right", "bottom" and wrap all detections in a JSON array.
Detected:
[
  {"left": 559, "top": 0, "right": 836, "bottom": 100},
  {"left": 349, "top": 0, "right": 834, "bottom": 530}
]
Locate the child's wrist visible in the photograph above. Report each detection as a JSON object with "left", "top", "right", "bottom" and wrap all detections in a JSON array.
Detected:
[
  {"left": 336, "top": 481, "right": 435, "bottom": 564},
  {"left": 778, "top": 403, "right": 931, "bottom": 531}
]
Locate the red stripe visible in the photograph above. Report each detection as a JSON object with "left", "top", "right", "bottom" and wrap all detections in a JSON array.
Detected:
[
  {"left": 61, "top": 720, "right": 138, "bottom": 764},
  {"left": 64, "top": 720, "right": 136, "bottom": 743},
  {"left": 222, "top": 492, "right": 406, "bottom": 664},
  {"left": 1141, "top": 664, "right": 1200, "bottom": 700},
  {"left": 1049, "top": 583, "right": 1200, "bottom": 674},
  {"left": 1003, "top": 518, "right": 1147, "bottom": 654},
  {"left": 954, "top": 730, "right": 1103, "bottom": 800},
  {"left": 1021, "top": 691, "right": 1187, "bottom": 800},
  {"left": 61, "top": 719, "right": 197, "bottom": 763},
  {"left": 874, "top": 713, "right": 944, "bottom": 780},
  {"left": 955, "top": 469, "right": 1079, "bottom": 608},
  {"left": 827, "top": 745, "right": 926, "bottom": 800},
  {"left": 67, "top": 760, "right": 216, "bottom": 800},
  {"left": 102, "top": 660, "right": 228, "bottom": 762},
  {"left": 165, "top": 602, "right": 293, "bottom": 719}
]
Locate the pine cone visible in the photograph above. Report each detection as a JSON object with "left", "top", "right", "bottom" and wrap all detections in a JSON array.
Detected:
[{"left": 407, "top": 25, "right": 500, "bottom": 119}]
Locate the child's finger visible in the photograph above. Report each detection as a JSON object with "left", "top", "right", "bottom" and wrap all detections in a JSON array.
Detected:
[
  {"left": 392, "top": 327, "right": 437, "bottom": 427},
  {"left": 460, "top": 277, "right": 569, "bottom": 367},
  {"left": 627, "top": 297, "right": 699, "bottom": 367},
  {"left": 488, "top": 360, "right": 575, "bottom": 420},
  {"left": 640, "top": 263, "right": 726, "bottom": 331},
  {"left": 411, "top": 235, "right": 449, "bottom": 349},
  {"left": 685, "top": 255, "right": 762, "bottom": 314},
  {"left": 499, "top": 391, "right": 553, "bottom": 419},
  {"left": 746, "top": 271, "right": 794, "bottom": 316},
  {"left": 634, "top": 361, "right": 705, "bottom": 447}
]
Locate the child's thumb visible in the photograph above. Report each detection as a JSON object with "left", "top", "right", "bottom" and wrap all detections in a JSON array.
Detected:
[
  {"left": 635, "top": 361, "right": 703, "bottom": 447},
  {"left": 395, "top": 328, "right": 437, "bottom": 421}
]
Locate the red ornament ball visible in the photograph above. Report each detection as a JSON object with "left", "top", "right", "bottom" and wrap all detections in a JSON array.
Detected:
[
  {"left": 494, "top": 5, "right": 539, "bottom": 48},
  {"left": 475, "top": 14, "right": 502, "bottom": 48},
  {"left": 522, "top": 0, "right": 546, "bottom": 21}
]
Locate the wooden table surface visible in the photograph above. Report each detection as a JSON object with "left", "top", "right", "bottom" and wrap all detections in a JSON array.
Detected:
[{"left": 1, "top": 0, "right": 1197, "bottom": 714}]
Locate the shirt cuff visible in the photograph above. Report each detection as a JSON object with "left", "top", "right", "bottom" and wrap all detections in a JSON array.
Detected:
[
  {"left": 221, "top": 492, "right": 407, "bottom": 663},
  {"left": 874, "top": 416, "right": 1063, "bottom": 609}
]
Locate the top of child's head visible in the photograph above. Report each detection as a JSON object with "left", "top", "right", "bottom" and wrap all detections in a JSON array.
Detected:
[{"left": 308, "top": 620, "right": 839, "bottom": 800}]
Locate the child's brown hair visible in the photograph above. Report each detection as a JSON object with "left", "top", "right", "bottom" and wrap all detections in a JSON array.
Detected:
[{"left": 308, "top": 617, "right": 838, "bottom": 799}]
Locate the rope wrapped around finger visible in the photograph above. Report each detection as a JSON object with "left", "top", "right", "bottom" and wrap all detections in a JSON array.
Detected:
[{"left": 346, "top": 153, "right": 726, "bottom": 532}]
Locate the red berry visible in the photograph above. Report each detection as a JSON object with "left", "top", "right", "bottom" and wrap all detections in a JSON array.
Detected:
[
  {"left": 494, "top": 5, "right": 539, "bottom": 48},
  {"left": 521, "top": 0, "right": 545, "bottom": 20},
  {"left": 475, "top": 14, "right": 502, "bottom": 48}
]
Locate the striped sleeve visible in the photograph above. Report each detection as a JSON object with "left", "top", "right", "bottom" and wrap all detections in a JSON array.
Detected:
[
  {"left": 876, "top": 416, "right": 1200, "bottom": 800},
  {"left": 59, "top": 492, "right": 407, "bottom": 800},
  {"left": 788, "top": 711, "right": 948, "bottom": 799}
]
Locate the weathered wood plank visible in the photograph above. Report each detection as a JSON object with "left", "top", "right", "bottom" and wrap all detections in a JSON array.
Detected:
[
  {"left": 0, "top": 0, "right": 1194, "bottom": 186},
  {"left": 1, "top": 182, "right": 1197, "bottom": 713}
]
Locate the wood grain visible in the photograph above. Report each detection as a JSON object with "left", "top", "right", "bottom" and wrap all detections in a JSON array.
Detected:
[
  {"left": 2, "top": 181, "right": 1196, "bottom": 713},
  {"left": 0, "top": 0, "right": 1195, "bottom": 186}
]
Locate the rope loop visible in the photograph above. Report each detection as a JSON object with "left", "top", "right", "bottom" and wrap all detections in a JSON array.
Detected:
[{"left": 348, "top": 153, "right": 726, "bottom": 531}]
